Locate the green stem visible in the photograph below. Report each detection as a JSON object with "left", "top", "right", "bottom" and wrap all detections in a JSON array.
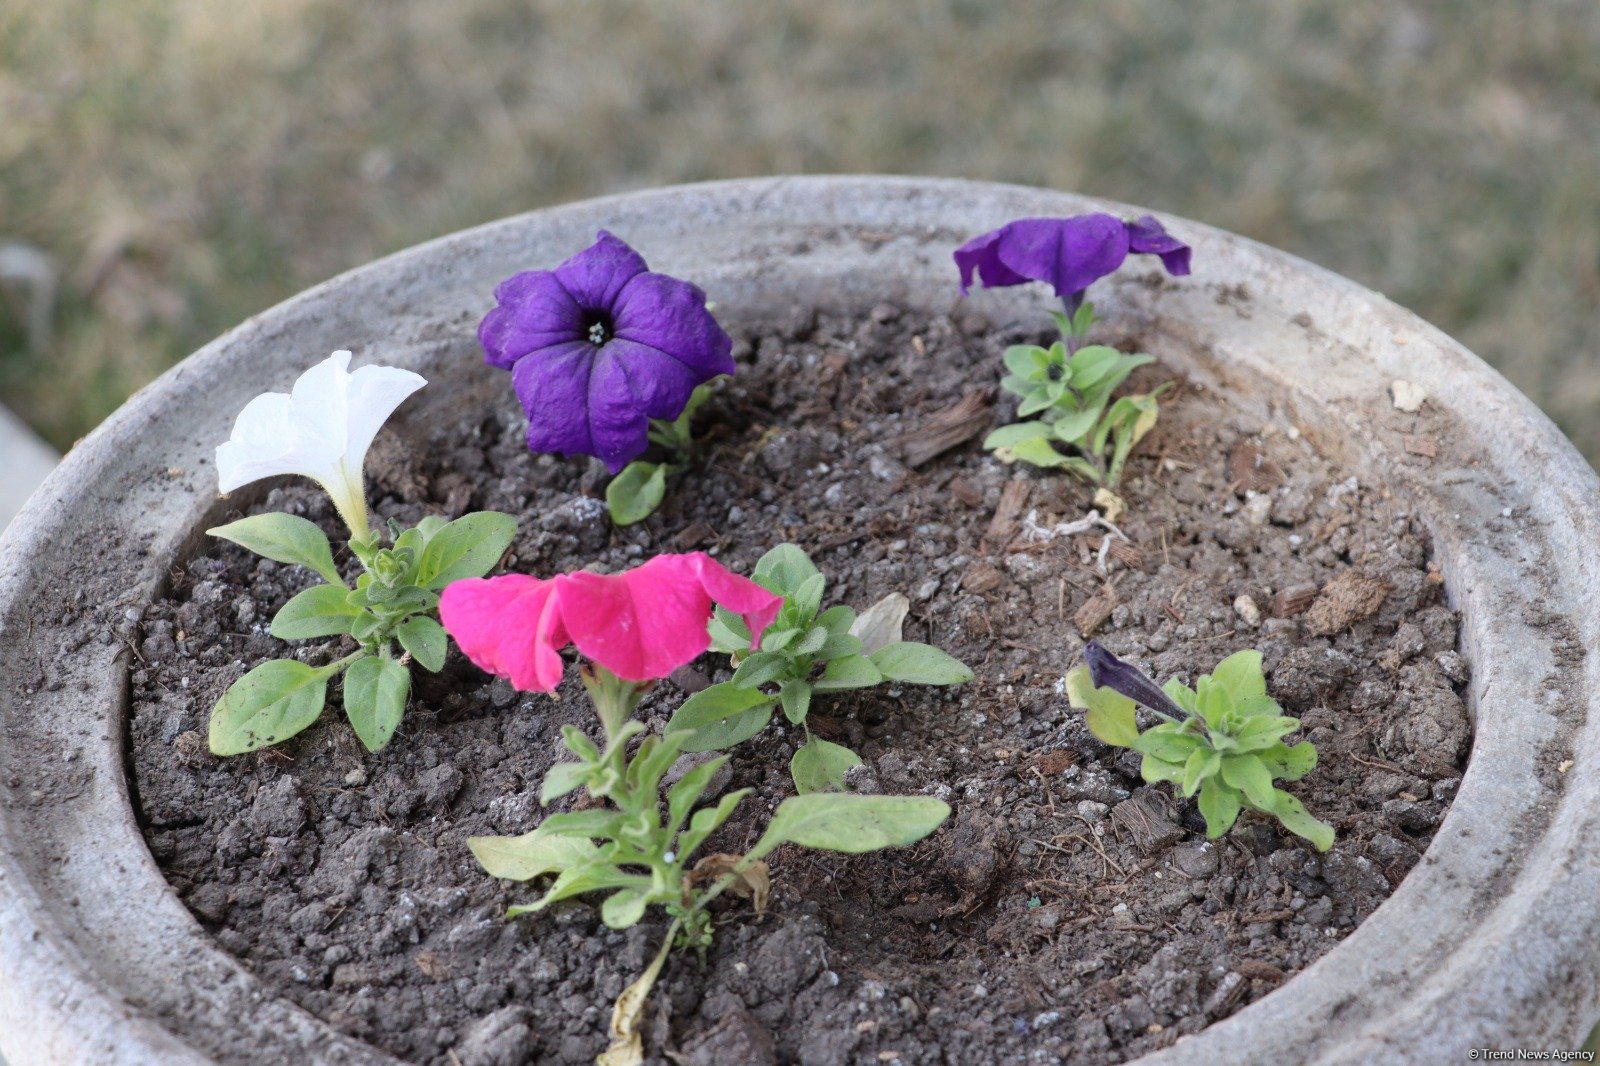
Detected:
[{"left": 581, "top": 664, "right": 646, "bottom": 743}]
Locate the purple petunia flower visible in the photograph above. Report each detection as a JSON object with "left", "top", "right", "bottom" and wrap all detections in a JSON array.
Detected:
[
  {"left": 478, "top": 231, "right": 734, "bottom": 473},
  {"left": 954, "top": 213, "right": 1192, "bottom": 309},
  {"left": 1084, "top": 640, "right": 1189, "bottom": 720}
]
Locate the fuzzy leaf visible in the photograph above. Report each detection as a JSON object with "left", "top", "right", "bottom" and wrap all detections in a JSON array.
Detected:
[
  {"left": 1065, "top": 665, "right": 1140, "bottom": 749},
  {"left": 540, "top": 761, "right": 592, "bottom": 804},
  {"left": 417, "top": 512, "right": 516, "bottom": 589},
  {"left": 605, "top": 461, "right": 667, "bottom": 527},
  {"left": 1232, "top": 714, "right": 1301, "bottom": 752},
  {"left": 1266, "top": 789, "right": 1335, "bottom": 852},
  {"left": 982, "top": 421, "right": 1055, "bottom": 450},
  {"left": 870, "top": 642, "right": 973, "bottom": 686},
  {"left": 707, "top": 606, "right": 751, "bottom": 654},
  {"left": 1259, "top": 741, "right": 1318, "bottom": 782},
  {"left": 1133, "top": 724, "right": 1203, "bottom": 763},
  {"left": 665, "top": 755, "right": 731, "bottom": 835},
  {"left": 1220, "top": 754, "right": 1276, "bottom": 808},
  {"left": 1198, "top": 778, "right": 1242, "bottom": 838},
  {"left": 395, "top": 615, "right": 448, "bottom": 672},
  {"left": 812, "top": 654, "right": 883, "bottom": 692},
  {"left": 750, "top": 794, "right": 950, "bottom": 860},
  {"left": 791, "top": 572, "right": 826, "bottom": 624},
  {"left": 790, "top": 737, "right": 862, "bottom": 794},
  {"left": 1182, "top": 748, "right": 1222, "bottom": 797},
  {"left": 505, "top": 864, "right": 648, "bottom": 918},
  {"left": 342, "top": 655, "right": 410, "bottom": 752},
  {"left": 209, "top": 658, "right": 333, "bottom": 755},
  {"left": 600, "top": 889, "right": 650, "bottom": 930},
  {"left": 209, "top": 513, "right": 343, "bottom": 586},
  {"left": 731, "top": 650, "right": 792, "bottom": 690},
  {"left": 1209, "top": 650, "right": 1267, "bottom": 702},
  {"left": 665, "top": 683, "right": 777, "bottom": 753},
  {"left": 778, "top": 680, "right": 812, "bottom": 725},
  {"left": 270, "top": 584, "right": 361, "bottom": 640},
  {"left": 675, "top": 788, "right": 752, "bottom": 860},
  {"left": 753, "top": 543, "right": 819, "bottom": 595},
  {"left": 1140, "top": 753, "right": 1186, "bottom": 785},
  {"left": 468, "top": 829, "right": 601, "bottom": 881}
]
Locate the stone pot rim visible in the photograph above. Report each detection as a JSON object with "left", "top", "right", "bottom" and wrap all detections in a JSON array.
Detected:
[{"left": 2, "top": 175, "right": 1598, "bottom": 1064}]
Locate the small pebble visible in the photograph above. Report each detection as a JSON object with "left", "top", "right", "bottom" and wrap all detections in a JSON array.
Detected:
[{"left": 1233, "top": 594, "right": 1262, "bottom": 628}]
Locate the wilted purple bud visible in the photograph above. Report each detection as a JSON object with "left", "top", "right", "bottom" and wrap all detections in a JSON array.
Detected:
[
  {"left": 954, "top": 213, "right": 1191, "bottom": 310},
  {"left": 1084, "top": 640, "right": 1188, "bottom": 720},
  {"left": 478, "top": 231, "right": 735, "bottom": 474}
]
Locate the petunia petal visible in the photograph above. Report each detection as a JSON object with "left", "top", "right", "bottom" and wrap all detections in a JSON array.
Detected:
[
  {"left": 512, "top": 341, "right": 605, "bottom": 458},
  {"left": 684, "top": 552, "right": 782, "bottom": 647},
  {"left": 216, "top": 391, "right": 296, "bottom": 492},
  {"left": 953, "top": 229, "right": 1031, "bottom": 294},
  {"left": 342, "top": 361, "right": 427, "bottom": 477},
  {"left": 1124, "top": 215, "right": 1192, "bottom": 277},
  {"left": 612, "top": 272, "right": 735, "bottom": 379},
  {"left": 479, "top": 271, "right": 585, "bottom": 370},
  {"left": 584, "top": 347, "right": 653, "bottom": 473},
  {"left": 991, "top": 216, "right": 1130, "bottom": 301},
  {"left": 285, "top": 351, "right": 355, "bottom": 471},
  {"left": 552, "top": 230, "right": 649, "bottom": 312},
  {"left": 602, "top": 338, "right": 702, "bottom": 422},
  {"left": 439, "top": 575, "right": 569, "bottom": 692}
]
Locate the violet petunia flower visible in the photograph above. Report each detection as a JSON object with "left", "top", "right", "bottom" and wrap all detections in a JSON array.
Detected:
[
  {"left": 1084, "top": 640, "right": 1189, "bottom": 720},
  {"left": 954, "top": 213, "right": 1192, "bottom": 310},
  {"left": 478, "top": 231, "right": 734, "bottom": 473}
]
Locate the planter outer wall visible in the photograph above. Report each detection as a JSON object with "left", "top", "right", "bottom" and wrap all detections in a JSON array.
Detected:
[{"left": 1, "top": 177, "right": 1597, "bottom": 1065}]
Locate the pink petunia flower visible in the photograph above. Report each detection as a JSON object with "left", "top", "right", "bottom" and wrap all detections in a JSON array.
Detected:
[{"left": 439, "top": 552, "right": 782, "bottom": 692}]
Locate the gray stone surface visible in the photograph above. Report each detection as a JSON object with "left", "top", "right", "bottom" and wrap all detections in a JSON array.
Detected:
[
  {"left": 0, "top": 177, "right": 1597, "bottom": 1063},
  {"left": 0, "top": 405, "right": 57, "bottom": 532}
]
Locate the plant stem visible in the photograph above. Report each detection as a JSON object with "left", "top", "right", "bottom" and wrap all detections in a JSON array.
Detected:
[{"left": 581, "top": 664, "right": 645, "bottom": 742}]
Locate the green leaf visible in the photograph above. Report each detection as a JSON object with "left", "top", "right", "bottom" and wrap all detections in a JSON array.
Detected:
[
  {"left": 791, "top": 572, "right": 826, "bottom": 623},
  {"left": 982, "top": 421, "right": 1054, "bottom": 450},
  {"left": 468, "top": 829, "right": 601, "bottom": 881},
  {"left": 665, "top": 683, "right": 777, "bottom": 753},
  {"left": 1266, "top": 789, "right": 1335, "bottom": 852},
  {"left": 817, "top": 604, "right": 856, "bottom": 636},
  {"left": 1209, "top": 650, "right": 1267, "bottom": 702},
  {"left": 395, "top": 615, "right": 448, "bottom": 672},
  {"left": 1232, "top": 714, "right": 1300, "bottom": 752},
  {"left": 1017, "top": 389, "right": 1059, "bottom": 417},
  {"left": 1140, "top": 753, "right": 1187, "bottom": 785},
  {"left": 791, "top": 625, "right": 829, "bottom": 657},
  {"left": 1220, "top": 754, "right": 1276, "bottom": 808},
  {"left": 1133, "top": 724, "right": 1203, "bottom": 763},
  {"left": 537, "top": 809, "right": 626, "bottom": 838},
  {"left": 1259, "top": 741, "right": 1318, "bottom": 782},
  {"left": 540, "top": 760, "right": 592, "bottom": 804},
  {"left": 1048, "top": 405, "right": 1102, "bottom": 445},
  {"left": 209, "top": 658, "right": 333, "bottom": 755},
  {"left": 812, "top": 654, "right": 883, "bottom": 692},
  {"left": 815, "top": 631, "right": 863, "bottom": 660},
  {"left": 761, "top": 627, "right": 802, "bottom": 652},
  {"left": 416, "top": 512, "right": 517, "bottom": 589},
  {"left": 731, "top": 650, "right": 792, "bottom": 690},
  {"left": 870, "top": 642, "right": 973, "bottom": 686},
  {"left": 778, "top": 680, "right": 812, "bottom": 725},
  {"left": 753, "top": 543, "right": 820, "bottom": 594},
  {"left": 1066, "top": 666, "right": 1140, "bottom": 748},
  {"left": 707, "top": 607, "right": 751, "bottom": 653},
  {"left": 790, "top": 737, "right": 863, "bottom": 794},
  {"left": 1003, "top": 344, "right": 1050, "bottom": 378},
  {"left": 505, "top": 864, "right": 649, "bottom": 918},
  {"left": 1066, "top": 345, "right": 1121, "bottom": 388},
  {"left": 1198, "top": 778, "right": 1242, "bottom": 839},
  {"left": 1181, "top": 748, "right": 1222, "bottom": 797},
  {"left": 600, "top": 888, "right": 650, "bottom": 929},
  {"left": 675, "top": 788, "right": 752, "bottom": 860},
  {"left": 665, "top": 755, "right": 731, "bottom": 834},
  {"left": 999, "top": 373, "right": 1033, "bottom": 398},
  {"left": 993, "top": 434, "right": 1101, "bottom": 481},
  {"left": 749, "top": 794, "right": 950, "bottom": 860},
  {"left": 414, "top": 515, "right": 449, "bottom": 543},
  {"left": 269, "top": 584, "right": 361, "bottom": 640},
  {"left": 209, "top": 513, "right": 342, "bottom": 586},
  {"left": 606, "top": 462, "right": 668, "bottom": 526},
  {"left": 342, "top": 655, "right": 411, "bottom": 752}
]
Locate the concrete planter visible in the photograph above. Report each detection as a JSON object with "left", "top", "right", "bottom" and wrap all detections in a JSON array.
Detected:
[{"left": 1, "top": 177, "right": 1597, "bottom": 1064}]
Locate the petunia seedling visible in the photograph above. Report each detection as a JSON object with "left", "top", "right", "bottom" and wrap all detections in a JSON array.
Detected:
[
  {"left": 441, "top": 553, "right": 949, "bottom": 1064},
  {"left": 1066, "top": 641, "right": 1334, "bottom": 851},
  {"left": 207, "top": 352, "right": 517, "bottom": 755},
  {"left": 663, "top": 544, "right": 974, "bottom": 793},
  {"left": 958, "top": 214, "right": 1190, "bottom": 488},
  {"left": 477, "top": 230, "right": 736, "bottom": 526}
]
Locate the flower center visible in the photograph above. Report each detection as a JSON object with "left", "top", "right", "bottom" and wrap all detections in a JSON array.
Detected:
[{"left": 583, "top": 311, "right": 613, "bottom": 346}]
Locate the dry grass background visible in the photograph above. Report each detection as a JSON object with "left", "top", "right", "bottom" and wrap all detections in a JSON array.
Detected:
[{"left": 2, "top": 0, "right": 1598, "bottom": 458}]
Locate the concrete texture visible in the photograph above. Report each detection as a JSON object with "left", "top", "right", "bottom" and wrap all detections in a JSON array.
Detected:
[
  {"left": 0, "top": 178, "right": 1596, "bottom": 1064},
  {"left": 0, "top": 406, "right": 57, "bottom": 532}
]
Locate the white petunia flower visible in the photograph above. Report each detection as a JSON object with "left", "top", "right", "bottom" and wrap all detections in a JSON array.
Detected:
[{"left": 216, "top": 350, "right": 425, "bottom": 539}]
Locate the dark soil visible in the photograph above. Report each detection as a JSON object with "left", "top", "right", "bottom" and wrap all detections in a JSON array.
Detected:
[{"left": 129, "top": 302, "right": 1471, "bottom": 1065}]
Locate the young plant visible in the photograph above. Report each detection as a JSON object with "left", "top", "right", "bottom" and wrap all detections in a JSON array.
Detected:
[
  {"left": 983, "top": 308, "right": 1167, "bottom": 486},
  {"left": 208, "top": 351, "right": 516, "bottom": 755},
  {"left": 663, "top": 544, "right": 974, "bottom": 793},
  {"left": 955, "top": 213, "right": 1191, "bottom": 488},
  {"left": 477, "top": 230, "right": 736, "bottom": 526},
  {"left": 1066, "top": 640, "right": 1334, "bottom": 851},
  {"left": 441, "top": 553, "right": 950, "bottom": 1066}
]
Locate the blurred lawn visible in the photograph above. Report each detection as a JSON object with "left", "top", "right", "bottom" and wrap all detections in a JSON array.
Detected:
[{"left": 2, "top": 0, "right": 1598, "bottom": 458}]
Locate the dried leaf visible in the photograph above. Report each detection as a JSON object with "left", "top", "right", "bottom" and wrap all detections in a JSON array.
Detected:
[
  {"left": 599, "top": 942, "right": 671, "bottom": 1066},
  {"left": 850, "top": 592, "right": 909, "bottom": 655},
  {"left": 897, "top": 389, "right": 993, "bottom": 467},
  {"left": 1092, "top": 487, "right": 1126, "bottom": 523},
  {"left": 685, "top": 853, "right": 770, "bottom": 914}
]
